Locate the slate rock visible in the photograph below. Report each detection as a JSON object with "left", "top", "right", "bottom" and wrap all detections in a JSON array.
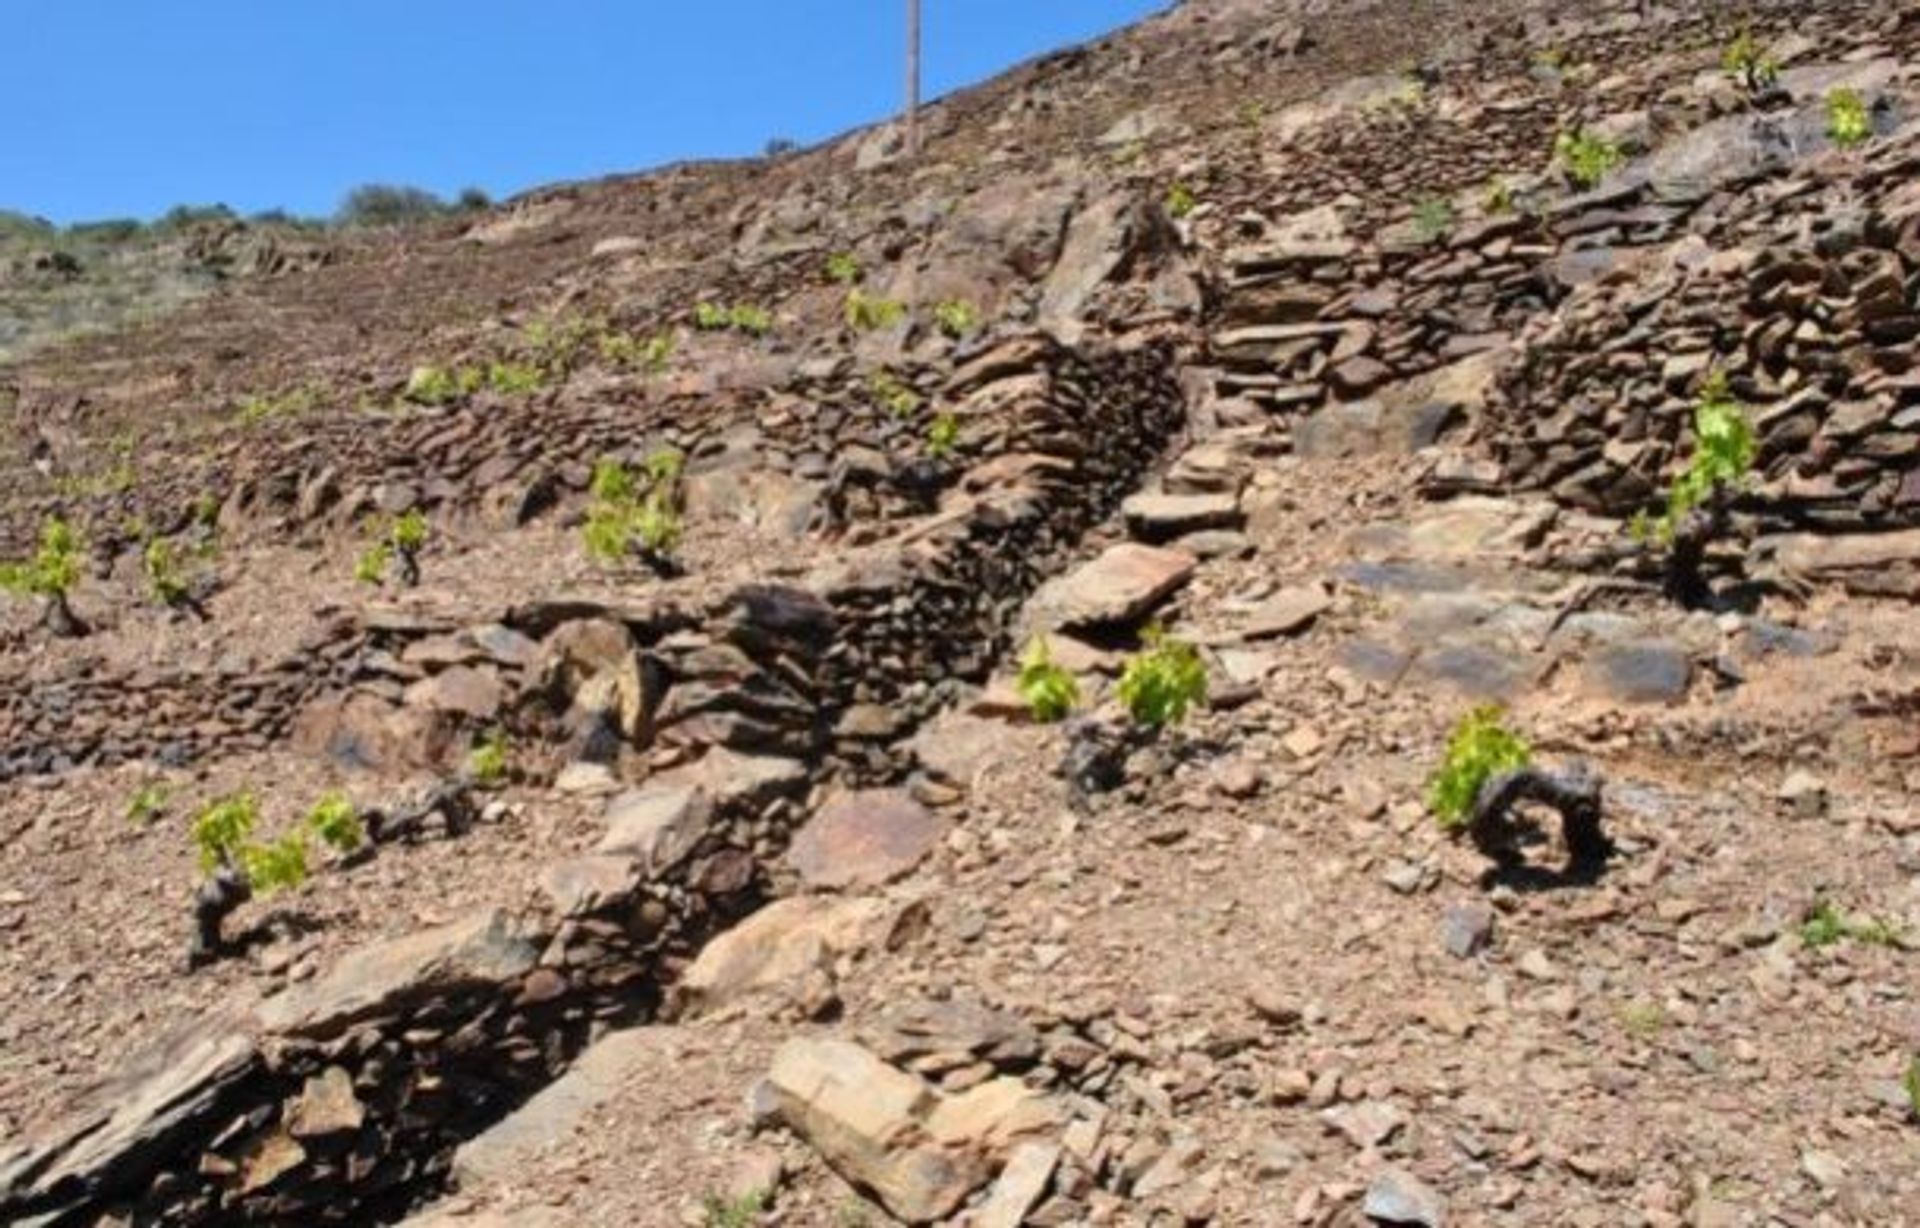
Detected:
[
  {"left": 1587, "top": 640, "right": 1692, "bottom": 705},
  {"left": 788, "top": 789, "right": 947, "bottom": 890},
  {"left": 253, "top": 909, "right": 537, "bottom": 1041},
  {"left": 1030, "top": 543, "right": 1197, "bottom": 630},
  {"left": 1122, "top": 493, "right": 1243, "bottom": 543}
]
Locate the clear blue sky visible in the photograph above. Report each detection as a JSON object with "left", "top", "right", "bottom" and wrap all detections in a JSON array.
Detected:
[{"left": 5, "top": 1, "right": 1166, "bottom": 226}]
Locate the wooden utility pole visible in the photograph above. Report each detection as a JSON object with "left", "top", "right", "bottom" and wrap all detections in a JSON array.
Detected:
[{"left": 905, "top": 0, "right": 922, "bottom": 157}]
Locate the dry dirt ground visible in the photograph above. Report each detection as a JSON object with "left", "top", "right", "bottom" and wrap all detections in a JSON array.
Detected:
[{"left": 2, "top": 0, "right": 1919, "bottom": 1225}]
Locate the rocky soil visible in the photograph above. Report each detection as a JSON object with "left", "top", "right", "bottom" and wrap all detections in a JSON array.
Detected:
[{"left": 3, "top": 0, "right": 1919, "bottom": 1226}]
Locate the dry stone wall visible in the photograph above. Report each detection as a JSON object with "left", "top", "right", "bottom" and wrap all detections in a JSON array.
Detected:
[{"left": 0, "top": 330, "right": 1187, "bottom": 1226}]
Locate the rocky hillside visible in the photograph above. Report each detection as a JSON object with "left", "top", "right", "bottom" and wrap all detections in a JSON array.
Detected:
[{"left": 3, "top": 0, "right": 1918, "bottom": 1225}]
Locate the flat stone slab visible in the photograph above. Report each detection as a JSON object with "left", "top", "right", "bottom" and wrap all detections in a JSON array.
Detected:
[
  {"left": 787, "top": 789, "right": 947, "bottom": 890},
  {"left": 1122, "top": 492, "right": 1242, "bottom": 543},
  {"left": 596, "top": 783, "right": 710, "bottom": 872},
  {"left": 1238, "top": 585, "right": 1331, "bottom": 640},
  {"left": 253, "top": 909, "right": 537, "bottom": 1040},
  {"left": 1586, "top": 640, "right": 1693, "bottom": 705},
  {"left": 0, "top": 1021, "right": 258, "bottom": 1222},
  {"left": 1030, "top": 543, "right": 1197, "bottom": 630}
]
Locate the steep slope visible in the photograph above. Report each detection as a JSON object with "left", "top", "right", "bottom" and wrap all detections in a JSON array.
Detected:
[{"left": 3, "top": 0, "right": 1919, "bottom": 1225}]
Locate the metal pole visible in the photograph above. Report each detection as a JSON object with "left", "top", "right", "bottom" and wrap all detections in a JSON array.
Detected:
[{"left": 905, "top": 0, "right": 921, "bottom": 157}]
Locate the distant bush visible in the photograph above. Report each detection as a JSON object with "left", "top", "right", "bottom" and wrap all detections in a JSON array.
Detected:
[
  {"left": 926, "top": 411, "right": 960, "bottom": 460},
  {"left": 456, "top": 187, "right": 493, "bottom": 212},
  {"left": 764, "top": 137, "right": 799, "bottom": 158},
  {"left": 1828, "top": 88, "right": 1872, "bottom": 148},
  {"left": 1554, "top": 129, "right": 1625, "bottom": 191},
  {"left": 1720, "top": 26, "right": 1780, "bottom": 92},
  {"left": 65, "top": 218, "right": 146, "bottom": 244},
  {"left": 1116, "top": 625, "right": 1208, "bottom": 729},
  {"left": 844, "top": 289, "right": 907, "bottom": 332},
  {"left": 933, "top": 300, "right": 980, "bottom": 339},
  {"left": 1165, "top": 182, "right": 1197, "bottom": 220},
  {"left": 336, "top": 184, "right": 448, "bottom": 228},
  {"left": 693, "top": 303, "right": 773, "bottom": 335},
  {"left": 1411, "top": 197, "right": 1455, "bottom": 243},
  {"left": 156, "top": 203, "right": 238, "bottom": 232}
]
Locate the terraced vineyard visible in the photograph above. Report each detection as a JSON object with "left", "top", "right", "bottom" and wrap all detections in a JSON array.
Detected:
[{"left": 3, "top": 1, "right": 1918, "bottom": 1225}]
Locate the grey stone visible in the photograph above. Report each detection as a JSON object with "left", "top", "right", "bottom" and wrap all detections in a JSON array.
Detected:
[
  {"left": 597, "top": 784, "right": 712, "bottom": 873},
  {"left": 1587, "top": 640, "right": 1692, "bottom": 705},
  {"left": 539, "top": 854, "right": 643, "bottom": 918},
  {"left": 1238, "top": 585, "right": 1330, "bottom": 640},
  {"left": 253, "top": 909, "right": 537, "bottom": 1040},
  {"left": 1441, "top": 902, "right": 1495, "bottom": 959},
  {"left": 1364, "top": 1166, "right": 1448, "bottom": 1226},
  {"left": 1122, "top": 493, "right": 1242, "bottom": 543}
]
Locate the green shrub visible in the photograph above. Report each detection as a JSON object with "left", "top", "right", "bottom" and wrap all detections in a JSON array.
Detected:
[
  {"left": 870, "top": 370, "right": 921, "bottom": 417},
  {"left": 926, "top": 411, "right": 960, "bottom": 460},
  {"left": 1428, "top": 706, "right": 1531, "bottom": 830},
  {"left": 1720, "top": 27, "right": 1780, "bottom": 91},
  {"left": 354, "top": 541, "right": 392, "bottom": 586},
  {"left": 694, "top": 303, "right": 772, "bottom": 335},
  {"left": 0, "top": 517, "right": 82, "bottom": 600},
  {"left": 1116, "top": 626, "right": 1208, "bottom": 729},
  {"left": 306, "top": 791, "right": 365, "bottom": 854},
  {"left": 826, "top": 252, "right": 863, "bottom": 285},
  {"left": 702, "top": 1190, "right": 766, "bottom": 1228},
  {"left": 520, "top": 315, "right": 599, "bottom": 374},
  {"left": 143, "top": 538, "right": 190, "bottom": 606},
  {"left": 1483, "top": 178, "right": 1515, "bottom": 215},
  {"left": 582, "top": 451, "right": 684, "bottom": 564},
  {"left": 1411, "top": 197, "right": 1455, "bottom": 242},
  {"left": 1828, "top": 88, "right": 1872, "bottom": 148},
  {"left": 1165, "top": 182, "right": 1197, "bottom": 219},
  {"left": 1017, "top": 636, "right": 1079, "bottom": 723},
  {"left": 391, "top": 509, "right": 430, "bottom": 554},
  {"left": 192, "top": 793, "right": 258, "bottom": 874},
  {"left": 239, "top": 833, "right": 310, "bottom": 896},
  {"left": 404, "top": 364, "right": 482, "bottom": 406},
  {"left": 844, "top": 289, "right": 907, "bottom": 332},
  {"left": 1554, "top": 129, "right": 1625, "bottom": 190},
  {"left": 126, "top": 782, "right": 171, "bottom": 825},
  {"left": 486, "top": 360, "right": 545, "bottom": 395},
  {"left": 457, "top": 187, "right": 493, "bottom": 212},
  {"left": 235, "top": 385, "right": 318, "bottom": 426},
  {"left": 336, "top": 184, "right": 448, "bottom": 228},
  {"left": 469, "top": 729, "right": 510, "bottom": 786},
  {"left": 1799, "top": 899, "right": 1902, "bottom": 949},
  {"left": 599, "top": 330, "right": 674, "bottom": 375},
  {"left": 1629, "top": 372, "right": 1755, "bottom": 544},
  {"left": 933, "top": 300, "right": 980, "bottom": 339},
  {"left": 1904, "top": 1057, "right": 1919, "bottom": 1118}
]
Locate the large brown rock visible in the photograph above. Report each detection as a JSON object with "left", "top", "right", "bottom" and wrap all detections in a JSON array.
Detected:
[
  {"left": 763, "top": 1040, "right": 981, "bottom": 1224},
  {"left": 787, "top": 789, "right": 946, "bottom": 890},
  {"left": 678, "top": 895, "right": 894, "bottom": 1013},
  {"left": 1028, "top": 543, "right": 1197, "bottom": 631}
]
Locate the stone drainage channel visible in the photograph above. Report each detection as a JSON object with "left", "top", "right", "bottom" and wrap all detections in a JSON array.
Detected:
[{"left": 0, "top": 335, "right": 1188, "bottom": 1226}]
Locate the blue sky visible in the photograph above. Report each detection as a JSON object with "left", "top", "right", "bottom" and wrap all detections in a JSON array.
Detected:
[{"left": 5, "top": 1, "right": 1166, "bottom": 226}]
